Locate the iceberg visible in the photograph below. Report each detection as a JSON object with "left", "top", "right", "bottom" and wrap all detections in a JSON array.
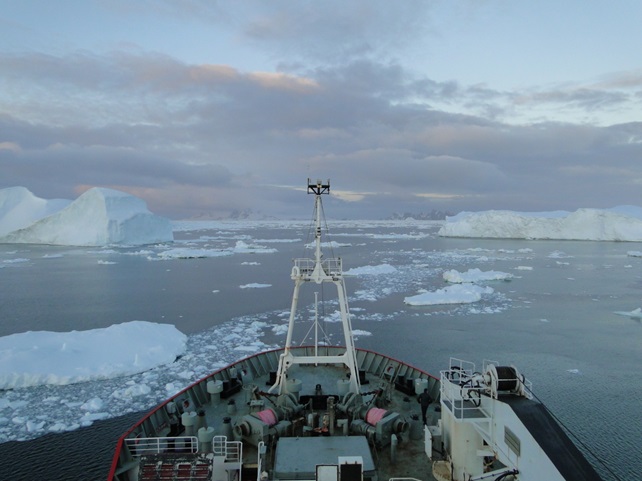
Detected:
[
  {"left": 0, "top": 186, "right": 71, "bottom": 236},
  {"left": 0, "top": 187, "right": 173, "bottom": 246},
  {"left": 0, "top": 321, "right": 187, "bottom": 389},
  {"left": 438, "top": 206, "right": 642, "bottom": 241}
]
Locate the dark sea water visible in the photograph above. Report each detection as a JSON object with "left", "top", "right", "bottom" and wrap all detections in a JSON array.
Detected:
[{"left": 0, "top": 220, "right": 640, "bottom": 480}]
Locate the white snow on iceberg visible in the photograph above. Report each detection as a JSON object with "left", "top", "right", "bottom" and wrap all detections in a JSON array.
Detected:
[
  {"left": 0, "top": 187, "right": 173, "bottom": 246},
  {"left": 0, "top": 186, "right": 71, "bottom": 236},
  {"left": 0, "top": 321, "right": 187, "bottom": 389},
  {"left": 439, "top": 206, "right": 642, "bottom": 241}
]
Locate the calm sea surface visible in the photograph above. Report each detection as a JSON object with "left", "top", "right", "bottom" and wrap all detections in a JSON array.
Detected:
[{"left": 0, "top": 221, "right": 640, "bottom": 480}]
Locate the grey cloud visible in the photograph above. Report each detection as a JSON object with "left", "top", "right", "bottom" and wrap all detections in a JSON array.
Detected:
[
  {"left": 0, "top": 137, "right": 233, "bottom": 196},
  {"left": 2, "top": 47, "right": 642, "bottom": 218}
]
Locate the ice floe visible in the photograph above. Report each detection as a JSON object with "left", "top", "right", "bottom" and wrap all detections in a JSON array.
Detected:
[
  {"left": 344, "top": 264, "right": 397, "bottom": 276},
  {"left": 613, "top": 308, "right": 642, "bottom": 319},
  {"left": 442, "top": 268, "right": 513, "bottom": 283},
  {"left": 404, "top": 284, "right": 494, "bottom": 306},
  {"left": 0, "top": 321, "right": 186, "bottom": 389}
]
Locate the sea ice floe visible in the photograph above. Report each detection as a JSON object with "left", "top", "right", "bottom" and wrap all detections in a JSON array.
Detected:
[
  {"left": 80, "top": 398, "right": 104, "bottom": 412},
  {"left": 0, "top": 321, "right": 187, "bottom": 389},
  {"left": 344, "top": 264, "right": 397, "bottom": 276},
  {"left": 155, "top": 248, "right": 232, "bottom": 259},
  {"left": 232, "top": 241, "right": 277, "bottom": 254},
  {"left": 442, "top": 268, "right": 513, "bottom": 283},
  {"left": 613, "top": 308, "right": 642, "bottom": 319},
  {"left": 352, "top": 330, "right": 372, "bottom": 337},
  {"left": 404, "top": 284, "right": 494, "bottom": 306}
]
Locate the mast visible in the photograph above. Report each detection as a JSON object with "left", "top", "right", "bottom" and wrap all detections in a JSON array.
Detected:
[{"left": 270, "top": 179, "right": 362, "bottom": 395}]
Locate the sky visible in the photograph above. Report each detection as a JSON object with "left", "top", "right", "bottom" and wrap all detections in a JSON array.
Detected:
[{"left": 1, "top": 0, "right": 641, "bottom": 219}]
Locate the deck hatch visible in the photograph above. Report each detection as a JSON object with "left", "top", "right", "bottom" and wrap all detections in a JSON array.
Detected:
[{"left": 274, "top": 436, "right": 374, "bottom": 481}]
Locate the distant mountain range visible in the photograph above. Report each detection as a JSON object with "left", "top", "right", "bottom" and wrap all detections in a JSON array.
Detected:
[
  {"left": 188, "top": 208, "right": 453, "bottom": 221},
  {"left": 386, "top": 210, "right": 453, "bottom": 220}
]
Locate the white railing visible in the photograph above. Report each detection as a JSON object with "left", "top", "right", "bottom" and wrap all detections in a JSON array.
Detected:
[
  {"left": 293, "top": 257, "right": 342, "bottom": 277},
  {"left": 256, "top": 441, "right": 266, "bottom": 481},
  {"left": 125, "top": 436, "right": 198, "bottom": 456},
  {"left": 213, "top": 435, "right": 242, "bottom": 463},
  {"left": 440, "top": 358, "right": 489, "bottom": 421}
]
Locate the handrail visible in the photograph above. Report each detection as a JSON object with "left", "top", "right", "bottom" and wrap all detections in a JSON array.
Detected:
[
  {"left": 293, "top": 257, "right": 342, "bottom": 276},
  {"left": 256, "top": 441, "right": 266, "bottom": 481},
  {"left": 125, "top": 436, "right": 198, "bottom": 456}
]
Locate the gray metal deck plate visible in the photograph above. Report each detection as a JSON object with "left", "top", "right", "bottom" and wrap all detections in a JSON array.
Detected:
[{"left": 274, "top": 436, "right": 375, "bottom": 480}]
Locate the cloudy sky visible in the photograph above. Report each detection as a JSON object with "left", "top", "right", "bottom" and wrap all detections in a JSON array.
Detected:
[{"left": 1, "top": 1, "right": 641, "bottom": 219}]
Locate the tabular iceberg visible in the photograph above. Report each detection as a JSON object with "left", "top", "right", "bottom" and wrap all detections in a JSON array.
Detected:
[
  {"left": 0, "top": 187, "right": 173, "bottom": 246},
  {"left": 438, "top": 206, "right": 642, "bottom": 242},
  {"left": 0, "top": 321, "right": 187, "bottom": 389}
]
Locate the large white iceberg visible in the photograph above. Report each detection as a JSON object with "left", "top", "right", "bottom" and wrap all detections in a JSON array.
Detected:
[
  {"left": 0, "top": 187, "right": 173, "bottom": 246},
  {"left": 0, "top": 321, "right": 187, "bottom": 389},
  {"left": 438, "top": 206, "right": 642, "bottom": 241},
  {"left": 0, "top": 186, "right": 71, "bottom": 236}
]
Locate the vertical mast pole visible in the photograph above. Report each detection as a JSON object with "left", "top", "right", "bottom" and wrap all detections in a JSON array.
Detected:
[{"left": 314, "top": 292, "right": 319, "bottom": 361}]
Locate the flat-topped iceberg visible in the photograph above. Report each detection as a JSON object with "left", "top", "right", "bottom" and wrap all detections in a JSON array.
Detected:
[
  {"left": 0, "top": 187, "right": 173, "bottom": 246},
  {"left": 438, "top": 206, "right": 642, "bottom": 241},
  {"left": 0, "top": 321, "right": 187, "bottom": 389}
]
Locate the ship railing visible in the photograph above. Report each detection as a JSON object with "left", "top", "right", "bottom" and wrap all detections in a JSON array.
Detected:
[
  {"left": 125, "top": 436, "right": 198, "bottom": 456},
  {"left": 440, "top": 366, "right": 492, "bottom": 423},
  {"left": 256, "top": 441, "right": 266, "bottom": 481},
  {"left": 213, "top": 435, "right": 242, "bottom": 463},
  {"left": 293, "top": 257, "right": 342, "bottom": 277}
]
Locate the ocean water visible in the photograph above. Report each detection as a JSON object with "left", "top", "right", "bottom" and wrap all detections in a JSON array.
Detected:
[{"left": 0, "top": 220, "right": 640, "bottom": 481}]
